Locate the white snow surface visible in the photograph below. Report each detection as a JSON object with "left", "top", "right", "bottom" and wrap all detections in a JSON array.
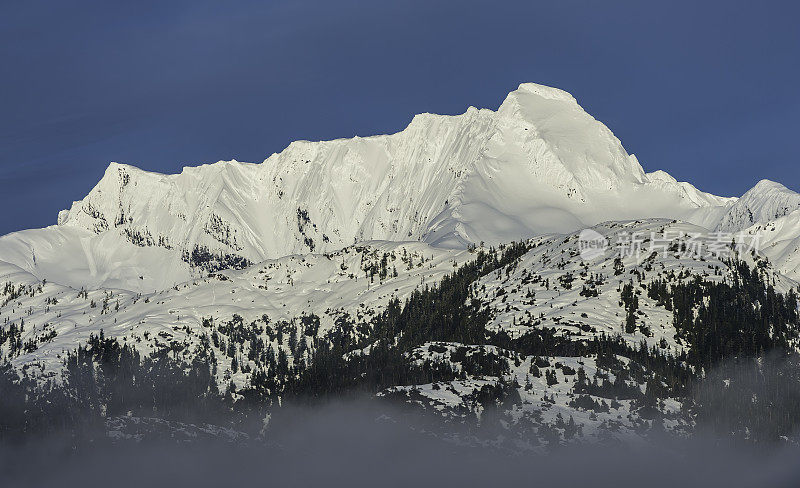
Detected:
[
  {"left": 7, "top": 82, "right": 742, "bottom": 292},
  {"left": 715, "top": 179, "right": 800, "bottom": 232}
]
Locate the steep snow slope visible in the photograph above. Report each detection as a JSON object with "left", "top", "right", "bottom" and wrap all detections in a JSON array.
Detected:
[
  {"left": 23, "top": 83, "right": 731, "bottom": 291},
  {"left": 733, "top": 208, "right": 800, "bottom": 280},
  {"left": 0, "top": 226, "right": 193, "bottom": 292},
  {"left": 715, "top": 180, "right": 800, "bottom": 232}
]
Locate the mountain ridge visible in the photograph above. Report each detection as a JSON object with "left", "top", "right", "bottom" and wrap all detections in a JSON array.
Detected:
[
  {"left": 715, "top": 179, "right": 800, "bottom": 232},
  {"left": 37, "top": 83, "right": 738, "bottom": 289},
  {"left": 4, "top": 83, "right": 799, "bottom": 295}
]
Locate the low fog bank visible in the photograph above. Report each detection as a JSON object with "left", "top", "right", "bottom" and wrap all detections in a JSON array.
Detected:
[
  {"left": 1, "top": 400, "right": 800, "bottom": 488},
  {"left": 4, "top": 352, "right": 800, "bottom": 487}
]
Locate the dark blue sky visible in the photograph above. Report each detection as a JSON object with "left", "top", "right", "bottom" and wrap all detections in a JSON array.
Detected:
[{"left": 1, "top": 0, "right": 798, "bottom": 235}]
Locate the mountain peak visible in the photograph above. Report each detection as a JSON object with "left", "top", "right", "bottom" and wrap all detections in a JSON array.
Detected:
[
  {"left": 646, "top": 170, "right": 678, "bottom": 184},
  {"left": 715, "top": 179, "right": 800, "bottom": 232},
  {"left": 511, "top": 82, "right": 578, "bottom": 103},
  {"left": 749, "top": 179, "right": 793, "bottom": 194},
  {"left": 9, "top": 82, "right": 740, "bottom": 291},
  {"left": 497, "top": 82, "right": 580, "bottom": 119}
]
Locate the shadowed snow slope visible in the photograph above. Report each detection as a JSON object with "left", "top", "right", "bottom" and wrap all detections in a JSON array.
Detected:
[{"left": 0, "top": 82, "right": 743, "bottom": 290}]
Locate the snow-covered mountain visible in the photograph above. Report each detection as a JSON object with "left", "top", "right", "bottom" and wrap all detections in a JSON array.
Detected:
[
  {"left": 716, "top": 179, "right": 800, "bottom": 233},
  {"left": 57, "top": 83, "right": 732, "bottom": 250},
  {"left": 2, "top": 83, "right": 735, "bottom": 291},
  {"left": 2, "top": 82, "right": 800, "bottom": 446}
]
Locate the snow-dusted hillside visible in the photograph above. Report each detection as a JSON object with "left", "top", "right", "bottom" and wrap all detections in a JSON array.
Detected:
[
  {"left": 3, "top": 83, "right": 734, "bottom": 292},
  {"left": 3, "top": 217, "right": 797, "bottom": 443},
  {"left": 0, "top": 241, "right": 469, "bottom": 380}
]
